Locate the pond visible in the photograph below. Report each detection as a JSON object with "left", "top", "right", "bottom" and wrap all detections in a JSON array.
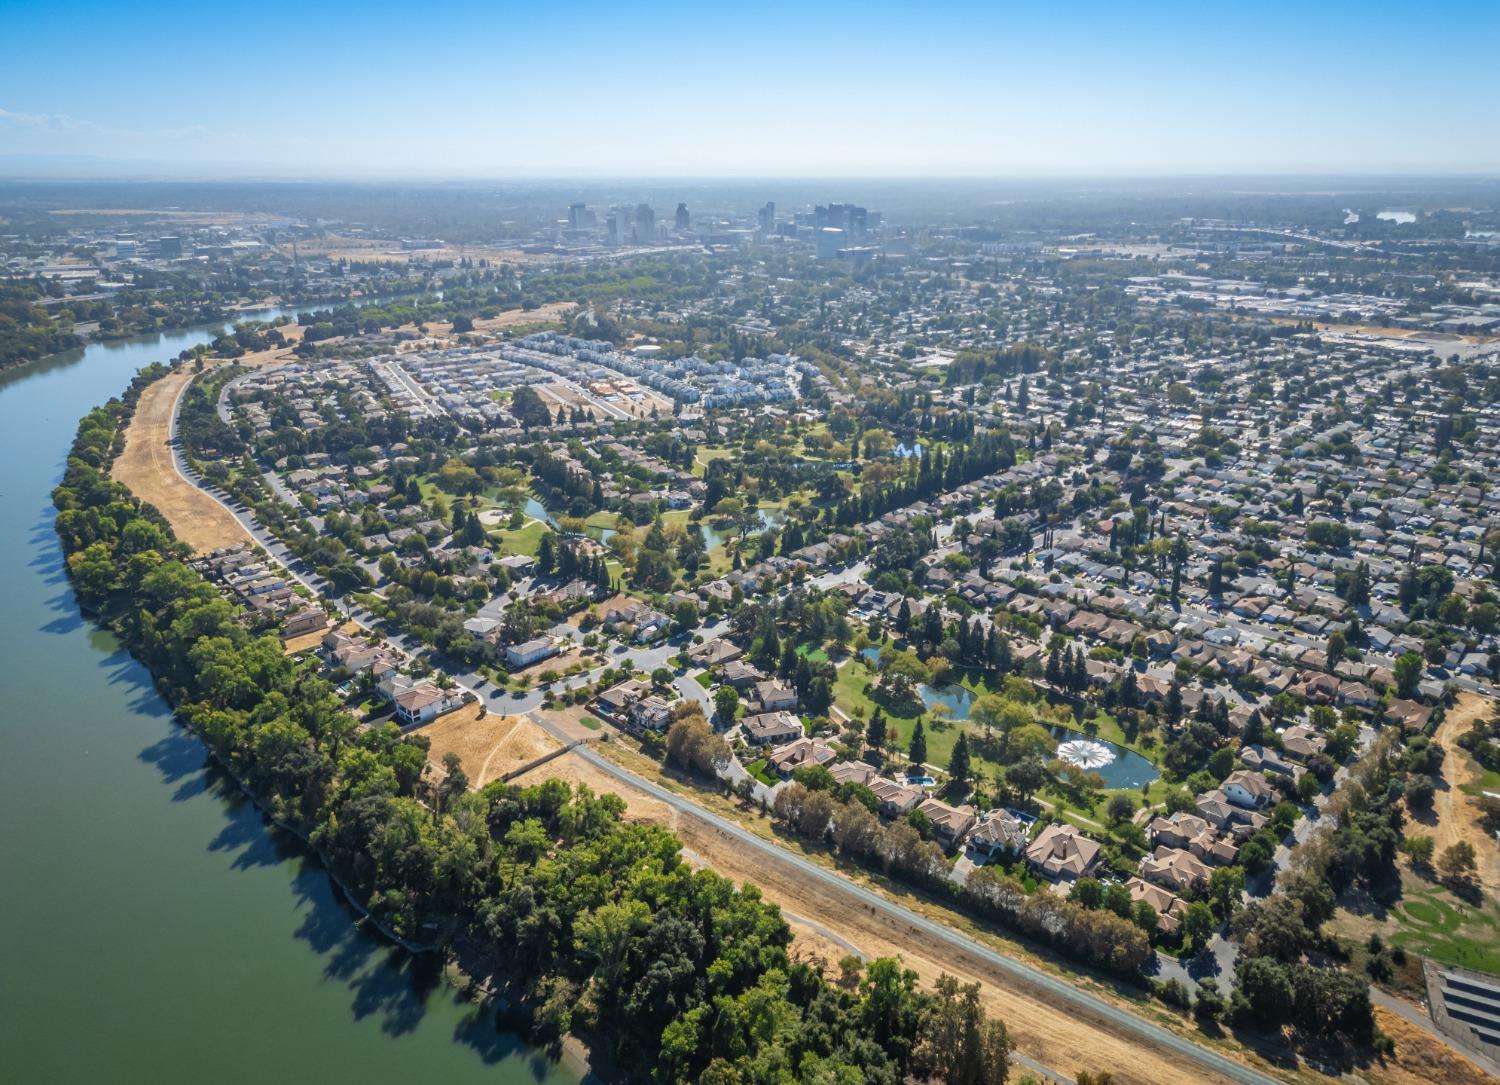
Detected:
[
  {"left": 522, "top": 496, "right": 555, "bottom": 526},
  {"left": 699, "top": 507, "right": 785, "bottom": 551},
  {"left": 917, "top": 682, "right": 1160, "bottom": 790}
]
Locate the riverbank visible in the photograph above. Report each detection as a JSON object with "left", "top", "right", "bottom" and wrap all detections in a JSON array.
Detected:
[{"left": 2, "top": 325, "right": 579, "bottom": 1084}]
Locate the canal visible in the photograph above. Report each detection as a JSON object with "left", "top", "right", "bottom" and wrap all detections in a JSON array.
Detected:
[{"left": 0, "top": 312, "right": 577, "bottom": 1083}]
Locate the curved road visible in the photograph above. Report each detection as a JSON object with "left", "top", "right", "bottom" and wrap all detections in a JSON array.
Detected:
[{"left": 169, "top": 366, "right": 1279, "bottom": 1085}]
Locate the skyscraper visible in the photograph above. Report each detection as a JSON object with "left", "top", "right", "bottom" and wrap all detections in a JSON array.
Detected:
[
  {"left": 674, "top": 202, "right": 690, "bottom": 231},
  {"left": 757, "top": 201, "right": 775, "bottom": 235},
  {"left": 634, "top": 203, "right": 656, "bottom": 243}
]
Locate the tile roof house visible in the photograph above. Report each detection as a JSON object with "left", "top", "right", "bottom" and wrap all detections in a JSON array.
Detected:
[
  {"left": 766, "top": 738, "right": 837, "bottom": 778},
  {"left": 828, "top": 760, "right": 878, "bottom": 788},
  {"left": 393, "top": 682, "right": 465, "bottom": 726},
  {"left": 1125, "top": 877, "right": 1189, "bottom": 934},
  {"left": 1025, "top": 823, "right": 1102, "bottom": 883},
  {"left": 869, "top": 778, "right": 924, "bottom": 817},
  {"left": 1139, "top": 845, "right": 1213, "bottom": 892},
  {"left": 741, "top": 711, "right": 804, "bottom": 746},
  {"left": 1222, "top": 770, "right": 1275, "bottom": 810},
  {"left": 917, "top": 798, "right": 978, "bottom": 847},
  {"left": 967, "top": 810, "right": 1030, "bottom": 859}
]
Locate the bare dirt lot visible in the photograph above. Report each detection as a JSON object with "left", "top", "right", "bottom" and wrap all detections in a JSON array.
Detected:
[
  {"left": 112, "top": 365, "right": 256, "bottom": 554},
  {"left": 423, "top": 710, "right": 561, "bottom": 789},
  {"left": 1432, "top": 693, "right": 1500, "bottom": 897}
]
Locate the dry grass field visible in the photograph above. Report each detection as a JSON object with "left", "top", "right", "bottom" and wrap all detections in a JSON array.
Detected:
[{"left": 111, "top": 365, "right": 254, "bottom": 554}]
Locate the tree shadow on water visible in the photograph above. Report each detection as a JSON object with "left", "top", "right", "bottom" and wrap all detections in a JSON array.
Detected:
[
  {"left": 283, "top": 858, "right": 443, "bottom": 1039},
  {"left": 138, "top": 728, "right": 206, "bottom": 790}
]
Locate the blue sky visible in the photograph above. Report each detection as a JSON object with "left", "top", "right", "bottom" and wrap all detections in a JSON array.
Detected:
[{"left": 2, "top": 0, "right": 1496, "bottom": 177}]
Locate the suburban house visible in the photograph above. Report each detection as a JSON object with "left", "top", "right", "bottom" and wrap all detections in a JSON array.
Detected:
[
  {"left": 1222, "top": 769, "right": 1275, "bottom": 809},
  {"left": 966, "top": 809, "right": 1031, "bottom": 859},
  {"left": 689, "top": 638, "right": 744, "bottom": 667},
  {"left": 1139, "top": 845, "right": 1213, "bottom": 892},
  {"left": 1025, "top": 823, "right": 1102, "bottom": 883},
  {"left": 828, "top": 760, "right": 878, "bottom": 788},
  {"left": 755, "top": 680, "right": 799, "bottom": 712},
  {"left": 1147, "top": 811, "right": 1238, "bottom": 866},
  {"left": 917, "top": 798, "right": 978, "bottom": 847},
  {"left": 393, "top": 682, "right": 465, "bottom": 726},
  {"left": 741, "top": 711, "right": 804, "bottom": 746},
  {"left": 1125, "top": 877, "right": 1189, "bottom": 934},
  {"left": 505, "top": 637, "right": 559, "bottom": 670},
  {"left": 720, "top": 661, "right": 765, "bottom": 690},
  {"left": 1195, "top": 789, "right": 1269, "bottom": 837},
  {"left": 628, "top": 695, "right": 676, "bottom": 733},
  {"left": 1279, "top": 724, "right": 1326, "bottom": 760},
  {"left": 280, "top": 605, "right": 328, "bottom": 640},
  {"left": 869, "top": 778, "right": 923, "bottom": 817},
  {"left": 1239, "top": 744, "right": 1300, "bottom": 779},
  {"left": 595, "top": 678, "right": 649, "bottom": 720},
  {"left": 766, "top": 738, "right": 837, "bottom": 778}
]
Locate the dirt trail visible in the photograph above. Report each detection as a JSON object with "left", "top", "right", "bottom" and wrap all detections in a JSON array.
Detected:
[{"left": 1432, "top": 693, "right": 1500, "bottom": 897}]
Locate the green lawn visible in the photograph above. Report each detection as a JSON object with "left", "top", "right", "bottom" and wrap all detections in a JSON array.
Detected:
[
  {"left": 495, "top": 518, "right": 548, "bottom": 558},
  {"left": 1368, "top": 874, "right": 1500, "bottom": 974},
  {"left": 746, "top": 758, "right": 779, "bottom": 787},
  {"left": 692, "top": 670, "right": 714, "bottom": 689}
]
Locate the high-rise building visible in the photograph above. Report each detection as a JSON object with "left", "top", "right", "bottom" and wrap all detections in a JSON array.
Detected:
[
  {"left": 568, "top": 202, "right": 596, "bottom": 230},
  {"left": 634, "top": 203, "right": 656, "bottom": 243},
  {"left": 816, "top": 227, "right": 845, "bottom": 260},
  {"left": 814, "top": 203, "right": 870, "bottom": 238},
  {"left": 607, "top": 210, "right": 628, "bottom": 246},
  {"left": 757, "top": 201, "right": 776, "bottom": 235},
  {"left": 674, "top": 202, "right": 690, "bottom": 231}
]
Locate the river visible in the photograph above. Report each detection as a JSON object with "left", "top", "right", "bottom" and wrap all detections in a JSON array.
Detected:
[{"left": 0, "top": 310, "right": 578, "bottom": 1084}]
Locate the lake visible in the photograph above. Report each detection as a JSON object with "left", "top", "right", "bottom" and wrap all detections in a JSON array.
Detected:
[{"left": 0, "top": 312, "right": 578, "bottom": 1083}]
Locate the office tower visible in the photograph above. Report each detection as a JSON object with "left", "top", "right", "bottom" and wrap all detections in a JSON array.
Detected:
[{"left": 634, "top": 203, "right": 656, "bottom": 243}]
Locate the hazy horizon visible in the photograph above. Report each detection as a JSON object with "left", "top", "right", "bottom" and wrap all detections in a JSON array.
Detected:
[{"left": 4, "top": 0, "right": 1498, "bottom": 180}]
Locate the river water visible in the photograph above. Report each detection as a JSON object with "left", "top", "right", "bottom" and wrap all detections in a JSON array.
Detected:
[{"left": 0, "top": 311, "right": 577, "bottom": 1084}]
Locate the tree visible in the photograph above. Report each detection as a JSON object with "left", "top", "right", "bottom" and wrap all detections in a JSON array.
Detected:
[
  {"left": 909, "top": 718, "right": 928, "bottom": 769},
  {"left": 949, "top": 731, "right": 973, "bottom": 787},
  {"left": 1106, "top": 793, "right": 1136, "bottom": 824},
  {"left": 1182, "top": 901, "right": 1215, "bottom": 947},
  {"left": 1401, "top": 834, "right": 1435, "bottom": 866},
  {"left": 665, "top": 711, "right": 729, "bottom": 777},
  {"left": 672, "top": 600, "right": 699, "bottom": 635},
  {"left": 1438, "top": 841, "right": 1477, "bottom": 883},
  {"left": 712, "top": 684, "right": 739, "bottom": 724},
  {"left": 866, "top": 709, "right": 888, "bottom": 754},
  {"left": 509, "top": 384, "right": 553, "bottom": 429},
  {"left": 1005, "top": 756, "right": 1048, "bottom": 806},
  {"left": 913, "top": 974, "right": 1012, "bottom": 1085},
  {"left": 1393, "top": 651, "right": 1425, "bottom": 698}
]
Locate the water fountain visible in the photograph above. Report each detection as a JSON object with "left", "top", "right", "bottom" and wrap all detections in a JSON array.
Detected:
[{"left": 1056, "top": 738, "right": 1116, "bottom": 771}]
